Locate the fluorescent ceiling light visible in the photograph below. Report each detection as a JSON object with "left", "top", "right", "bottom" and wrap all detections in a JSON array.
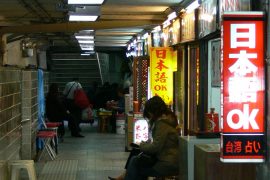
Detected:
[
  {"left": 80, "top": 44, "right": 94, "bottom": 48},
  {"left": 78, "top": 40, "right": 94, "bottom": 44},
  {"left": 81, "top": 53, "right": 91, "bottom": 56},
  {"left": 76, "top": 36, "right": 94, "bottom": 40},
  {"left": 81, "top": 47, "right": 94, "bottom": 51},
  {"left": 69, "top": 15, "right": 98, "bottom": 21},
  {"left": 68, "top": 0, "right": 104, "bottom": 4},
  {"left": 81, "top": 30, "right": 94, "bottom": 32}
]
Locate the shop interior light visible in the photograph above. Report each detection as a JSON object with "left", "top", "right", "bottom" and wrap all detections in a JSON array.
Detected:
[
  {"left": 152, "top": 26, "right": 161, "bottom": 32},
  {"left": 142, "top": 32, "right": 149, "bottom": 39},
  {"left": 186, "top": 0, "right": 200, "bottom": 13},
  {"left": 68, "top": 0, "right": 104, "bottom": 5},
  {"left": 167, "top": 12, "right": 177, "bottom": 21},
  {"left": 69, "top": 15, "right": 98, "bottom": 21},
  {"left": 163, "top": 19, "right": 171, "bottom": 28}
]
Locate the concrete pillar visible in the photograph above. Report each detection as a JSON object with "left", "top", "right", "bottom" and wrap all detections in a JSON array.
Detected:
[{"left": 21, "top": 70, "right": 38, "bottom": 160}]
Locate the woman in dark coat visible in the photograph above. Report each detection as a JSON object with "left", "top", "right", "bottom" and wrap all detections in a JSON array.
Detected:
[
  {"left": 125, "top": 96, "right": 179, "bottom": 179},
  {"left": 46, "top": 83, "right": 68, "bottom": 139},
  {"left": 109, "top": 96, "right": 179, "bottom": 180}
]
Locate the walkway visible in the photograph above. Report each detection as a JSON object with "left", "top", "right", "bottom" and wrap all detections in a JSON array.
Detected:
[{"left": 35, "top": 120, "right": 129, "bottom": 180}]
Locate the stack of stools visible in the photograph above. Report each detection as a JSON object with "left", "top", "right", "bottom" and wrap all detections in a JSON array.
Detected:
[
  {"left": 9, "top": 160, "right": 37, "bottom": 180},
  {"left": 36, "top": 131, "right": 57, "bottom": 161}
]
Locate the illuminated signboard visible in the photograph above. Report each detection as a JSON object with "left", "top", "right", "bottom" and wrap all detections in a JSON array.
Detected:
[
  {"left": 221, "top": 12, "right": 265, "bottom": 163},
  {"left": 150, "top": 47, "right": 174, "bottom": 105},
  {"left": 134, "top": 119, "right": 149, "bottom": 144}
]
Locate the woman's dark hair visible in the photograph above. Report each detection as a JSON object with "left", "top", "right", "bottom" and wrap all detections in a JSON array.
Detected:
[{"left": 143, "top": 96, "right": 169, "bottom": 121}]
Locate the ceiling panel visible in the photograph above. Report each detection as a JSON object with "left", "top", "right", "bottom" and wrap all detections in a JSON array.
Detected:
[{"left": 0, "top": 0, "right": 183, "bottom": 52}]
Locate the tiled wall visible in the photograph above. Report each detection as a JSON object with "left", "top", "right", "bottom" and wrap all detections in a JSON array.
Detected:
[
  {"left": 21, "top": 70, "right": 38, "bottom": 160},
  {"left": 0, "top": 68, "right": 22, "bottom": 160},
  {"left": 0, "top": 68, "right": 50, "bottom": 160}
]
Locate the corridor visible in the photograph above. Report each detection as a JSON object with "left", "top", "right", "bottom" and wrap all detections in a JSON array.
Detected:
[{"left": 35, "top": 120, "right": 129, "bottom": 180}]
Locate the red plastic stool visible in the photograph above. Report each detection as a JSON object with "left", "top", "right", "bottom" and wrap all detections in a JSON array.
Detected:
[{"left": 36, "top": 131, "right": 57, "bottom": 161}]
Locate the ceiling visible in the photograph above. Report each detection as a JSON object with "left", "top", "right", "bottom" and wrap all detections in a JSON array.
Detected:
[{"left": 0, "top": 0, "right": 183, "bottom": 53}]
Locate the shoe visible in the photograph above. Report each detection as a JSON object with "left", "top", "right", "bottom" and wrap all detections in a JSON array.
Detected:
[
  {"left": 108, "top": 177, "right": 116, "bottom": 180},
  {"left": 72, "top": 134, "right": 84, "bottom": 138}
]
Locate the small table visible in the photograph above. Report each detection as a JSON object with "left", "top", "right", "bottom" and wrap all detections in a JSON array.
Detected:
[{"left": 97, "top": 110, "right": 112, "bottom": 133}]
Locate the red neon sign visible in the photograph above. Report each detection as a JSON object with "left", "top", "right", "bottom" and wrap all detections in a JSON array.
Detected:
[{"left": 221, "top": 12, "right": 265, "bottom": 163}]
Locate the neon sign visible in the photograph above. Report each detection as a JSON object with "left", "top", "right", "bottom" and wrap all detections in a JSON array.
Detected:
[{"left": 221, "top": 12, "right": 265, "bottom": 163}]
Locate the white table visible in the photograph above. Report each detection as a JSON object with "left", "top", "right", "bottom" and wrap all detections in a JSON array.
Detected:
[{"left": 179, "top": 136, "right": 220, "bottom": 180}]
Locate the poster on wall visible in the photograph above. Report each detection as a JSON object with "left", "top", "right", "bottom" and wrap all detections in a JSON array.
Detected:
[
  {"left": 221, "top": 12, "right": 265, "bottom": 163},
  {"left": 211, "top": 40, "right": 221, "bottom": 87}
]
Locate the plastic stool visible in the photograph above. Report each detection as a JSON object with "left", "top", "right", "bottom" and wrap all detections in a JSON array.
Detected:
[
  {"left": 9, "top": 160, "right": 37, "bottom": 180},
  {"left": 0, "top": 160, "right": 8, "bottom": 180}
]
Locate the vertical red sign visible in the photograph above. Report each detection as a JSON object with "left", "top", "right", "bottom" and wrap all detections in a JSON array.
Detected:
[{"left": 221, "top": 12, "right": 265, "bottom": 162}]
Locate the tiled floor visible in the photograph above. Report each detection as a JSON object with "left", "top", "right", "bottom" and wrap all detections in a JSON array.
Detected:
[{"left": 36, "top": 120, "right": 129, "bottom": 180}]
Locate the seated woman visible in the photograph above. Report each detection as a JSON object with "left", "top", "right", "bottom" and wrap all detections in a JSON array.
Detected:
[
  {"left": 109, "top": 96, "right": 179, "bottom": 180},
  {"left": 46, "top": 83, "right": 69, "bottom": 140}
]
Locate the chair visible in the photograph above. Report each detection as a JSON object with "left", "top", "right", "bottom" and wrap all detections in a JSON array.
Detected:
[
  {"left": 36, "top": 131, "right": 57, "bottom": 161},
  {"left": 9, "top": 160, "right": 37, "bottom": 180},
  {"left": 45, "top": 121, "right": 63, "bottom": 150},
  {"left": 40, "top": 118, "right": 63, "bottom": 154}
]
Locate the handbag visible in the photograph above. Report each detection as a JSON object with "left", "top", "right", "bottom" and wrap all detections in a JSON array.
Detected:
[{"left": 136, "top": 152, "right": 157, "bottom": 167}]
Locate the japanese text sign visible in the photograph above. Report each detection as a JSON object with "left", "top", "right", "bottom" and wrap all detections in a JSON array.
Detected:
[
  {"left": 221, "top": 12, "right": 265, "bottom": 163},
  {"left": 150, "top": 47, "right": 174, "bottom": 105},
  {"left": 134, "top": 119, "right": 149, "bottom": 144}
]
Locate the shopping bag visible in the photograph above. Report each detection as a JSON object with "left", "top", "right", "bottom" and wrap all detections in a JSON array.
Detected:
[
  {"left": 74, "top": 89, "right": 90, "bottom": 108},
  {"left": 82, "top": 106, "right": 93, "bottom": 121}
]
